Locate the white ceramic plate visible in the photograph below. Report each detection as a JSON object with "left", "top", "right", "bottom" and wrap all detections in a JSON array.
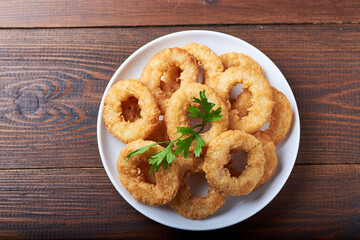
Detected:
[{"left": 97, "top": 30, "right": 300, "bottom": 231}]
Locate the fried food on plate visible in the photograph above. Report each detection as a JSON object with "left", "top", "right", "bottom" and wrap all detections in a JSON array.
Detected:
[
  {"left": 117, "top": 139, "right": 180, "bottom": 206},
  {"left": 203, "top": 130, "right": 265, "bottom": 196},
  {"left": 103, "top": 79, "right": 160, "bottom": 143}
]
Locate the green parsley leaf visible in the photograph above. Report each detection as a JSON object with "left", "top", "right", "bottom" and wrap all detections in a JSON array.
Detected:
[
  {"left": 174, "top": 134, "right": 196, "bottom": 159},
  {"left": 191, "top": 90, "right": 223, "bottom": 123},
  {"left": 148, "top": 142, "right": 175, "bottom": 173},
  {"left": 194, "top": 134, "right": 205, "bottom": 157},
  {"left": 206, "top": 106, "right": 223, "bottom": 122},
  {"left": 176, "top": 126, "right": 196, "bottom": 135},
  {"left": 126, "top": 142, "right": 162, "bottom": 162},
  {"left": 193, "top": 90, "right": 215, "bottom": 119},
  {"left": 187, "top": 105, "right": 205, "bottom": 119}
]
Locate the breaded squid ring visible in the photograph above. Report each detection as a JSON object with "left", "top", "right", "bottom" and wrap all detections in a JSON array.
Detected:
[
  {"left": 103, "top": 79, "right": 161, "bottom": 143},
  {"left": 252, "top": 131, "right": 278, "bottom": 189},
  {"left": 264, "top": 88, "right": 293, "bottom": 144},
  {"left": 203, "top": 130, "right": 265, "bottom": 197},
  {"left": 117, "top": 139, "right": 180, "bottom": 206},
  {"left": 165, "top": 83, "right": 229, "bottom": 150},
  {"left": 224, "top": 131, "right": 277, "bottom": 189},
  {"left": 233, "top": 87, "right": 293, "bottom": 144},
  {"left": 219, "top": 52, "right": 265, "bottom": 76},
  {"left": 181, "top": 42, "right": 224, "bottom": 86},
  {"left": 168, "top": 166, "right": 225, "bottom": 219},
  {"left": 140, "top": 47, "right": 199, "bottom": 114},
  {"left": 213, "top": 67, "right": 274, "bottom": 133}
]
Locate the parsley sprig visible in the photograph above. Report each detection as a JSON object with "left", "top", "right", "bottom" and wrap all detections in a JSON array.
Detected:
[{"left": 126, "top": 90, "right": 223, "bottom": 173}]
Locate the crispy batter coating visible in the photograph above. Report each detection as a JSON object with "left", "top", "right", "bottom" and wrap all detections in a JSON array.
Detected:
[
  {"left": 203, "top": 130, "right": 265, "bottom": 197},
  {"left": 140, "top": 47, "right": 199, "bottom": 114},
  {"left": 213, "top": 67, "right": 274, "bottom": 133},
  {"left": 176, "top": 153, "right": 204, "bottom": 174},
  {"left": 169, "top": 167, "right": 225, "bottom": 219},
  {"left": 264, "top": 88, "right": 293, "bottom": 144},
  {"left": 252, "top": 131, "right": 278, "bottom": 189},
  {"left": 220, "top": 52, "right": 265, "bottom": 76},
  {"left": 182, "top": 42, "right": 224, "bottom": 86},
  {"left": 233, "top": 87, "right": 293, "bottom": 144},
  {"left": 103, "top": 79, "right": 161, "bottom": 143},
  {"left": 117, "top": 140, "right": 180, "bottom": 206}
]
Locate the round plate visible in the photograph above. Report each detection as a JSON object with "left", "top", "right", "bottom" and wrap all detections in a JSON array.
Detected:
[{"left": 97, "top": 30, "right": 300, "bottom": 231}]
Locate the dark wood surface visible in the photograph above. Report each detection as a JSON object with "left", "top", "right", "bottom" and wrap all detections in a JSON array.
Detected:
[
  {"left": 0, "top": 0, "right": 359, "bottom": 28},
  {"left": 0, "top": 1, "right": 359, "bottom": 239}
]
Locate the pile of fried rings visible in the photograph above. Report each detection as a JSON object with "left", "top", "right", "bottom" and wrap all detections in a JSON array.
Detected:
[{"left": 103, "top": 42, "right": 293, "bottom": 219}]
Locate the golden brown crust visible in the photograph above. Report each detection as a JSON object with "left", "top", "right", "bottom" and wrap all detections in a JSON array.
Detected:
[
  {"left": 233, "top": 87, "right": 293, "bottom": 144},
  {"left": 214, "top": 67, "right": 274, "bottom": 133},
  {"left": 182, "top": 42, "right": 224, "bottom": 86},
  {"left": 168, "top": 167, "right": 225, "bottom": 219},
  {"left": 203, "top": 130, "right": 265, "bottom": 197},
  {"left": 140, "top": 47, "right": 199, "bottom": 114},
  {"left": 220, "top": 52, "right": 265, "bottom": 76},
  {"left": 117, "top": 140, "right": 180, "bottom": 206},
  {"left": 264, "top": 87, "right": 293, "bottom": 145},
  {"left": 103, "top": 79, "right": 161, "bottom": 143},
  {"left": 252, "top": 131, "right": 278, "bottom": 189}
]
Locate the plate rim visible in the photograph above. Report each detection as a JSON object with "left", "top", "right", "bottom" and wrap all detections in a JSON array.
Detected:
[{"left": 96, "top": 29, "right": 301, "bottom": 231}]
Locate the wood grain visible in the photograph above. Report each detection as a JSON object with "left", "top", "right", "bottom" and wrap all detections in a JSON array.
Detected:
[
  {"left": 0, "top": 165, "right": 358, "bottom": 238},
  {"left": 0, "top": 25, "right": 359, "bottom": 169},
  {"left": 0, "top": 0, "right": 359, "bottom": 28}
]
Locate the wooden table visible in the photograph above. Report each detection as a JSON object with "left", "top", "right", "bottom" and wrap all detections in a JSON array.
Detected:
[{"left": 1, "top": 1, "right": 359, "bottom": 238}]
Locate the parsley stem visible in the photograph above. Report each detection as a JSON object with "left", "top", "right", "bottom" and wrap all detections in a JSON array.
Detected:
[
  {"left": 197, "top": 123, "right": 205, "bottom": 134},
  {"left": 191, "top": 122, "right": 206, "bottom": 134},
  {"left": 155, "top": 140, "right": 172, "bottom": 145},
  {"left": 191, "top": 124, "right": 203, "bottom": 130}
]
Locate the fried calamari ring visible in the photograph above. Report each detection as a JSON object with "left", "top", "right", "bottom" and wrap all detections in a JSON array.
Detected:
[
  {"left": 220, "top": 52, "right": 265, "bottom": 76},
  {"left": 103, "top": 79, "right": 161, "bottom": 143},
  {"left": 233, "top": 87, "right": 292, "bottom": 144},
  {"left": 168, "top": 167, "right": 225, "bottom": 219},
  {"left": 264, "top": 88, "right": 293, "bottom": 144},
  {"left": 181, "top": 42, "right": 224, "bottom": 86},
  {"left": 140, "top": 47, "right": 199, "bottom": 114},
  {"left": 213, "top": 67, "right": 274, "bottom": 133},
  {"left": 223, "top": 131, "right": 277, "bottom": 189},
  {"left": 220, "top": 51, "right": 266, "bottom": 114},
  {"left": 117, "top": 139, "right": 180, "bottom": 206},
  {"left": 252, "top": 131, "right": 278, "bottom": 189},
  {"left": 203, "top": 130, "right": 265, "bottom": 196},
  {"left": 165, "top": 83, "right": 229, "bottom": 150}
]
